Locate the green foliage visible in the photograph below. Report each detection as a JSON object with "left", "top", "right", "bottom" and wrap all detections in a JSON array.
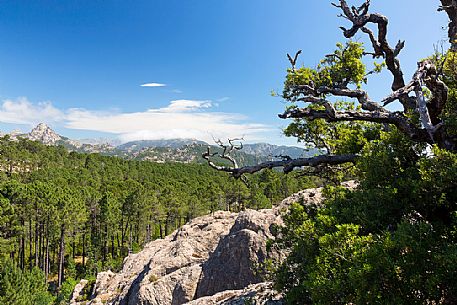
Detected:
[
  {"left": 284, "top": 101, "right": 381, "bottom": 158},
  {"left": 272, "top": 131, "right": 457, "bottom": 304},
  {"left": 56, "top": 278, "right": 77, "bottom": 305},
  {"left": 0, "top": 196, "right": 15, "bottom": 257},
  {"left": 0, "top": 259, "right": 54, "bottom": 305},
  {"left": 283, "top": 42, "right": 366, "bottom": 102},
  {"left": 431, "top": 50, "right": 457, "bottom": 135}
]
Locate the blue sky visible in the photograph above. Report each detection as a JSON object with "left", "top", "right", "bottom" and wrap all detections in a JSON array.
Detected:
[{"left": 0, "top": 0, "right": 449, "bottom": 145}]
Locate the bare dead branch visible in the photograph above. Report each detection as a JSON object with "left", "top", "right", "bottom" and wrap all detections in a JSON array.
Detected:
[
  {"left": 334, "top": 0, "right": 414, "bottom": 111},
  {"left": 411, "top": 60, "right": 449, "bottom": 138},
  {"left": 275, "top": 155, "right": 292, "bottom": 161},
  {"left": 228, "top": 138, "right": 244, "bottom": 151},
  {"left": 203, "top": 138, "right": 356, "bottom": 178},
  {"left": 381, "top": 57, "right": 448, "bottom": 124},
  {"left": 287, "top": 50, "right": 302, "bottom": 71},
  {"left": 381, "top": 82, "right": 415, "bottom": 106},
  {"left": 208, "top": 153, "right": 357, "bottom": 178},
  {"left": 393, "top": 40, "right": 405, "bottom": 57},
  {"left": 207, "top": 138, "right": 244, "bottom": 170},
  {"left": 331, "top": 2, "right": 343, "bottom": 9},
  {"left": 325, "top": 53, "right": 342, "bottom": 61},
  {"left": 356, "top": 0, "right": 370, "bottom": 16}
]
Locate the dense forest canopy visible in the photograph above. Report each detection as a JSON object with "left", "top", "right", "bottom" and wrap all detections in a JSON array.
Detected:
[
  {"left": 0, "top": 136, "right": 315, "bottom": 304},
  {"left": 203, "top": 0, "right": 457, "bottom": 304}
]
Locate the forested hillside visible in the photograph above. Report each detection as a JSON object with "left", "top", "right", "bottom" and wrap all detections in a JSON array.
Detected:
[{"left": 0, "top": 136, "right": 315, "bottom": 304}]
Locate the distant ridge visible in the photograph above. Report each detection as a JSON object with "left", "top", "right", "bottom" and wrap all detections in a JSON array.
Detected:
[
  {"left": 118, "top": 139, "right": 208, "bottom": 151},
  {"left": 1, "top": 123, "right": 317, "bottom": 165},
  {"left": 242, "top": 143, "right": 319, "bottom": 159}
]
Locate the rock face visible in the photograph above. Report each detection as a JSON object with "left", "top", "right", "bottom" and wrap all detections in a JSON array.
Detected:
[
  {"left": 70, "top": 279, "right": 89, "bottom": 304},
  {"left": 187, "top": 282, "right": 283, "bottom": 305},
  {"left": 73, "top": 184, "right": 357, "bottom": 305},
  {"left": 79, "top": 211, "right": 240, "bottom": 305},
  {"left": 195, "top": 209, "right": 284, "bottom": 298},
  {"left": 27, "top": 123, "right": 62, "bottom": 145}
]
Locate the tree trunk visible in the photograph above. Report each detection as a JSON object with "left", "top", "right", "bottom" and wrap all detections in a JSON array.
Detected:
[
  {"left": 128, "top": 224, "right": 132, "bottom": 254},
  {"left": 111, "top": 234, "right": 115, "bottom": 258},
  {"left": 39, "top": 222, "right": 43, "bottom": 270},
  {"left": 440, "top": 0, "right": 457, "bottom": 50},
  {"left": 20, "top": 218, "right": 25, "bottom": 270},
  {"left": 146, "top": 223, "right": 151, "bottom": 243},
  {"left": 58, "top": 224, "right": 66, "bottom": 288},
  {"left": 44, "top": 215, "right": 50, "bottom": 276},
  {"left": 45, "top": 233, "right": 49, "bottom": 281},
  {"left": 72, "top": 230, "right": 76, "bottom": 260},
  {"left": 121, "top": 216, "right": 126, "bottom": 256},
  {"left": 35, "top": 207, "right": 39, "bottom": 268},
  {"left": 159, "top": 221, "right": 163, "bottom": 239},
  {"left": 165, "top": 213, "right": 170, "bottom": 237},
  {"left": 102, "top": 225, "right": 107, "bottom": 262},
  {"left": 28, "top": 218, "right": 32, "bottom": 270},
  {"left": 82, "top": 232, "right": 86, "bottom": 268}
]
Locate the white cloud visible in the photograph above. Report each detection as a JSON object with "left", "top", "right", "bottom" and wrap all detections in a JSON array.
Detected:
[
  {"left": 0, "top": 98, "right": 271, "bottom": 143},
  {"left": 0, "top": 97, "right": 64, "bottom": 125},
  {"left": 64, "top": 100, "right": 269, "bottom": 143},
  {"left": 140, "top": 83, "right": 166, "bottom": 87},
  {"left": 148, "top": 100, "right": 213, "bottom": 113}
]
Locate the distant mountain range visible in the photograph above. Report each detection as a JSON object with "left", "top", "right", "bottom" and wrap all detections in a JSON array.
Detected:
[
  {"left": 2, "top": 123, "right": 319, "bottom": 166},
  {"left": 117, "top": 139, "right": 208, "bottom": 151},
  {"left": 242, "top": 143, "right": 307, "bottom": 159}
]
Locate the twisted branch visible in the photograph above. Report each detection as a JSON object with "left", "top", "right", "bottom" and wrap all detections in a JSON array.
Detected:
[
  {"left": 287, "top": 50, "right": 302, "bottom": 71},
  {"left": 294, "top": 84, "right": 385, "bottom": 112},
  {"left": 279, "top": 107, "right": 432, "bottom": 144},
  {"left": 333, "top": 0, "right": 414, "bottom": 111},
  {"left": 203, "top": 149, "right": 357, "bottom": 178}
]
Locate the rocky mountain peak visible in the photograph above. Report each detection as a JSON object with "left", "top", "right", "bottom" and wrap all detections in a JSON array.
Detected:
[{"left": 28, "top": 123, "right": 62, "bottom": 145}]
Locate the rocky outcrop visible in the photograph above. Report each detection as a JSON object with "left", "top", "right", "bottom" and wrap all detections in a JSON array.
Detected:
[
  {"left": 28, "top": 123, "right": 62, "bottom": 145},
  {"left": 79, "top": 211, "right": 239, "bottom": 305},
  {"left": 73, "top": 183, "right": 357, "bottom": 305},
  {"left": 195, "top": 209, "right": 284, "bottom": 298},
  {"left": 187, "top": 282, "right": 283, "bottom": 305},
  {"left": 70, "top": 279, "right": 89, "bottom": 304}
]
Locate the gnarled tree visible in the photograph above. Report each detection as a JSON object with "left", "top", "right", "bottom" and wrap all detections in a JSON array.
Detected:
[
  {"left": 204, "top": 2, "right": 457, "bottom": 303},
  {"left": 204, "top": 0, "right": 457, "bottom": 179}
]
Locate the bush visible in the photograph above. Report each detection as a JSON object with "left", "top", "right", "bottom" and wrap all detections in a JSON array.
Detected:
[{"left": 0, "top": 258, "right": 55, "bottom": 305}]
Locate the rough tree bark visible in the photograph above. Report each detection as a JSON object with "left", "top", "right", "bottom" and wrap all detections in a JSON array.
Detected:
[
  {"left": 440, "top": 0, "right": 457, "bottom": 50},
  {"left": 204, "top": 0, "right": 457, "bottom": 178}
]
